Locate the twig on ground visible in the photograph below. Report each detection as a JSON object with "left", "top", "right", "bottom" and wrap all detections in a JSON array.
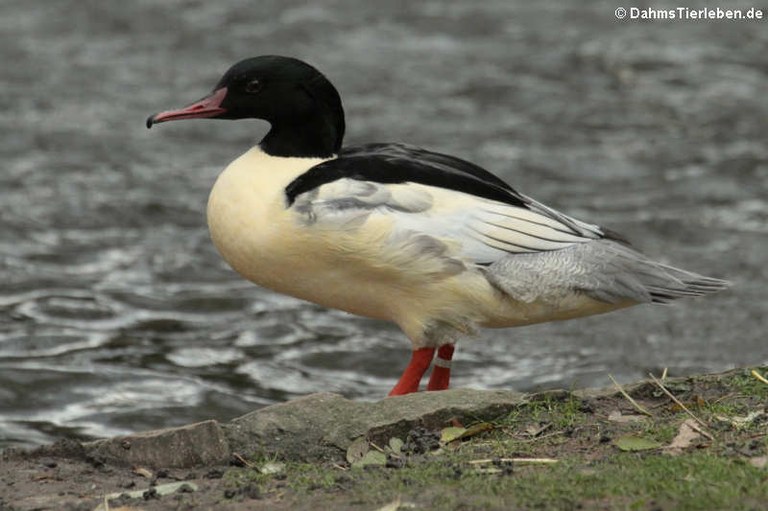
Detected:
[
  {"left": 231, "top": 452, "right": 254, "bottom": 468},
  {"left": 469, "top": 457, "right": 558, "bottom": 465},
  {"left": 369, "top": 442, "right": 386, "bottom": 453},
  {"left": 513, "top": 430, "right": 566, "bottom": 443},
  {"left": 608, "top": 374, "right": 652, "bottom": 417},
  {"left": 713, "top": 392, "right": 739, "bottom": 405},
  {"left": 648, "top": 372, "right": 713, "bottom": 441}
]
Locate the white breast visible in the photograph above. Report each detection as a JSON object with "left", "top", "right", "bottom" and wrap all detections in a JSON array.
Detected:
[
  {"left": 206, "top": 147, "right": 422, "bottom": 323},
  {"left": 206, "top": 147, "right": 328, "bottom": 291}
]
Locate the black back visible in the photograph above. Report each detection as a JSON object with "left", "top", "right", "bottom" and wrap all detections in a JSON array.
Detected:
[{"left": 285, "top": 143, "right": 529, "bottom": 209}]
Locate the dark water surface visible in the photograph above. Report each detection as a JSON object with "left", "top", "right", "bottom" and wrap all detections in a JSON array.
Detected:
[{"left": 1, "top": 1, "right": 766, "bottom": 448}]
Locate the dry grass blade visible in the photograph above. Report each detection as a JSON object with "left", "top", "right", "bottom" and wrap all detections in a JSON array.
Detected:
[
  {"left": 374, "top": 496, "right": 416, "bottom": 511},
  {"left": 751, "top": 369, "right": 768, "bottom": 385},
  {"left": 369, "top": 442, "right": 386, "bottom": 453},
  {"left": 608, "top": 374, "right": 652, "bottom": 417},
  {"left": 131, "top": 466, "right": 153, "bottom": 478},
  {"left": 468, "top": 457, "right": 558, "bottom": 465},
  {"left": 515, "top": 430, "right": 565, "bottom": 443},
  {"left": 231, "top": 452, "right": 254, "bottom": 468},
  {"left": 648, "top": 373, "right": 713, "bottom": 440},
  {"left": 685, "top": 419, "right": 714, "bottom": 442}
]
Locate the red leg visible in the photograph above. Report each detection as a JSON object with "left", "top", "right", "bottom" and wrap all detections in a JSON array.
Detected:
[
  {"left": 388, "top": 347, "right": 436, "bottom": 396},
  {"left": 427, "top": 344, "right": 455, "bottom": 391}
]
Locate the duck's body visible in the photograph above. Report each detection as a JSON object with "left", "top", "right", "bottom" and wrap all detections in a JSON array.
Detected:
[
  {"left": 148, "top": 56, "right": 728, "bottom": 396},
  {"left": 207, "top": 145, "right": 632, "bottom": 339}
]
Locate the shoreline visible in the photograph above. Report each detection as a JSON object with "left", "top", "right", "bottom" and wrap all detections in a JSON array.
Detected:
[{"left": 2, "top": 366, "right": 766, "bottom": 510}]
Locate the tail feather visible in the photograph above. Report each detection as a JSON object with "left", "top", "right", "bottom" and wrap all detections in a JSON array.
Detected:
[
  {"left": 594, "top": 248, "right": 730, "bottom": 305},
  {"left": 486, "top": 240, "right": 730, "bottom": 307},
  {"left": 643, "top": 263, "right": 730, "bottom": 304}
]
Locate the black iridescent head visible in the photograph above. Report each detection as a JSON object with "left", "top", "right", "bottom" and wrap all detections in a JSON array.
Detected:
[{"left": 147, "top": 56, "right": 345, "bottom": 158}]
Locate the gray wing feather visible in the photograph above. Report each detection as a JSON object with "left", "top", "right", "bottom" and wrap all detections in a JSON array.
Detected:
[{"left": 486, "top": 240, "right": 729, "bottom": 305}]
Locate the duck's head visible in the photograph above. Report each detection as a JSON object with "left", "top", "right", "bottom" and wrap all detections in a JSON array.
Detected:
[{"left": 147, "top": 56, "right": 345, "bottom": 158}]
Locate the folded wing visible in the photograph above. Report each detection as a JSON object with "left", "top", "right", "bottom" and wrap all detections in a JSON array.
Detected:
[{"left": 287, "top": 142, "right": 606, "bottom": 267}]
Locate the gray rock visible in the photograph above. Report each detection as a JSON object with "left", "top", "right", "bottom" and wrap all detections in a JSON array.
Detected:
[
  {"left": 85, "top": 419, "right": 230, "bottom": 469},
  {"left": 62, "top": 390, "right": 526, "bottom": 467},
  {"left": 28, "top": 376, "right": 703, "bottom": 468},
  {"left": 225, "top": 388, "right": 526, "bottom": 462}
]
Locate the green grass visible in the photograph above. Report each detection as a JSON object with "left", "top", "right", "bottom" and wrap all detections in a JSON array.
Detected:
[
  {"left": 725, "top": 368, "right": 768, "bottom": 398},
  {"left": 233, "top": 452, "right": 768, "bottom": 510},
  {"left": 499, "top": 391, "right": 589, "bottom": 430},
  {"left": 222, "top": 368, "right": 768, "bottom": 510}
]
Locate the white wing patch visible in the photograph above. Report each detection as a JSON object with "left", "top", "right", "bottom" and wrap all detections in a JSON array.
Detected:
[
  {"left": 292, "top": 178, "right": 433, "bottom": 229},
  {"left": 290, "top": 179, "right": 603, "bottom": 265}
]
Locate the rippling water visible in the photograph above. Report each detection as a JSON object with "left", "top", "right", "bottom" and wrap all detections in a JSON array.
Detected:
[{"left": 1, "top": 0, "right": 767, "bottom": 448}]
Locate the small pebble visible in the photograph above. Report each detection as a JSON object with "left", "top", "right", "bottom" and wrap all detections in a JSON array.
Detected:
[
  {"left": 205, "top": 468, "right": 225, "bottom": 479},
  {"left": 40, "top": 458, "right": 58, "bottom": 468}
]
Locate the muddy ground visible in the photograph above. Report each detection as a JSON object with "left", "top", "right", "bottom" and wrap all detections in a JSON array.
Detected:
[{"left": 2, "top": 367, "right": 766, "bottom": 510}]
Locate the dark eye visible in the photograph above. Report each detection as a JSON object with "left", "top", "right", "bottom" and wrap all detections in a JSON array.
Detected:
[{"left": 245, "top": 79, "right": 262, "bottom": 94}]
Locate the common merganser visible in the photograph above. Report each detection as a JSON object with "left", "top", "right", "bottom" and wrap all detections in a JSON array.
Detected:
[{"left": 147, "top": 56, "right": 728, "bottom": 396}]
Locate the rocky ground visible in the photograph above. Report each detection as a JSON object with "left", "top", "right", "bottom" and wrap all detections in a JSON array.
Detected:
[{"left": 1, "top": 367, "right": 767, "bottom": 510}]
